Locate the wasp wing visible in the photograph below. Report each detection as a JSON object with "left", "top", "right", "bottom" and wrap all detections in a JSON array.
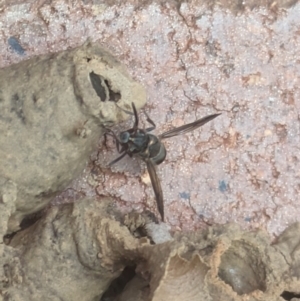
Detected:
[
  {"left": 146, "top": 159, "right": 164, "bottom": 222},
  {"left": 159, "top": 113, "right": 221, "bottom": 140}
]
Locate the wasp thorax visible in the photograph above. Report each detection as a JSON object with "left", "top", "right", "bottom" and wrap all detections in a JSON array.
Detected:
[{"left": 119, "top": 131, "right": 130, "bottom": 143}]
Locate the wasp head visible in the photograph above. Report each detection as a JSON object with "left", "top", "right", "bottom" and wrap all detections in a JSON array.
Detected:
[{"left": 119, "top": 131, "right": 130, "bottom": 143}]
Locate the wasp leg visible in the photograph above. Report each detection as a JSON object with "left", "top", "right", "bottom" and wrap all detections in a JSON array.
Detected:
[
  {"left": 115, "top": 103, "right": 135, "bottom": 116},
  {"left": 108, "top": 152, "right": 127, "bottom": 166},
  {"left": 144, "top": 111, "right": 156, "bottom": 132},
  {"left": 103, "top": 127, "right": 118, "bottom": 139},
  {"left": 103, "top": 128, "right": 125, "bottom": 154}
]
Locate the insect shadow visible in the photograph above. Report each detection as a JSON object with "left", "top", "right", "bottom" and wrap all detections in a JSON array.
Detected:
[{"left": 106, "top": 103, "right": 220, "bottom": 222}]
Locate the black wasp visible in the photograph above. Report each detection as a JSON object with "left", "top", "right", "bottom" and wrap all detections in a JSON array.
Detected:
[{"left": 106, "top": 103, "right": 220, "bottom": 222}]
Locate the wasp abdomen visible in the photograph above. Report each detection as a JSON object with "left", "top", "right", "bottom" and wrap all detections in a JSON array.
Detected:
[{"left": 147, "top": 134, "right": 166, "bottom": 165}]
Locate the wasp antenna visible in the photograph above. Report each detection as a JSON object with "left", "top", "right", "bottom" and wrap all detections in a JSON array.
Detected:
[{"left": 131, "top": 102, "right": 139, "bottom": 132}]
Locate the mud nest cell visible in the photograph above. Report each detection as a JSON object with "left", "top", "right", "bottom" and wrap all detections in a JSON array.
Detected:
[{"left": 218, "top": 240, "right": 267, "bottom": 295}]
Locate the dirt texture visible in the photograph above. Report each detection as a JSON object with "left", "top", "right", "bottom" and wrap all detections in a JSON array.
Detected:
[
  {"left": 0, "top": 42, "right": 146, "bottom": 300},
  {"left": 1, "top": 197, "right": 300, "bottom": 301},
  {"left": 0, "top": 42, "right": 146, "bottom": 233},
  {"left": 1, "top": 0, "right": 300, "bottom": 300}
]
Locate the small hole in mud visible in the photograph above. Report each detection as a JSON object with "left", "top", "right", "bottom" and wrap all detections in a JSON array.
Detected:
[
  {"left": 281, "top": 291, "right": 300, "bottom": 300},
  {"left": 104, "top": 79, "right": 121, "bottom": 102},
  {"left": 19, "top": 210, "right": 44, "bottom": 230},
  {"left": 3, "top": 210, "right": 44, "bottom": 245},
  {"left": 89, "top": 73, "right": 121, "bottom": 103},
  {"left": 218, "top": 240, "right": 266, "bottom": 295},
  {"left": 100, "top": 265, "right": 136, "bottom": 301},
  {"left": 89, "top": 72, "right": 107, "bottom": 102},
  {"left": 3, "top": 233, "right": 16, "bottom": 245}
]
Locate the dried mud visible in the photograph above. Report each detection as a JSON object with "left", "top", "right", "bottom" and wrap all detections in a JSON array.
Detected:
[
  {"left": 1, "top": 197, "right": 300, "bottom": 301},
  {"left": 0, "top": 42, "right": 146, "bottom": 233},
  {"left": 0, "top": 42, "right": 146, "bottom": 300}
]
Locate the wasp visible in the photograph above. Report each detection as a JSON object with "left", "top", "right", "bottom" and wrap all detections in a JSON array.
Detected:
[{"left": 106, "top": 103, "right": 220, "bottom": 222}]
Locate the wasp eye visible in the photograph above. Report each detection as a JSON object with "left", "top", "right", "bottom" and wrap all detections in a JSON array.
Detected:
[{"left": 119, "top": 131, "right": 130, "bottom": 143}]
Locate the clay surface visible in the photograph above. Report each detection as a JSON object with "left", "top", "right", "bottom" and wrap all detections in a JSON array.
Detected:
[
  {"left": 2, "top": 197, "right": 300, "bottom": 301},
  {"left": 0, "top": 42, "right": 146, "bottom": 233}
]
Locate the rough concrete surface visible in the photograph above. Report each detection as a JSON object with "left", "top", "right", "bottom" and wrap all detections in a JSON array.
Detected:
[
  {"left": 1, "top": 0, "right": 300, "bottom": 300},
  {"left": 2, "top": 0, "right": 295, "bottom": 237}
]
